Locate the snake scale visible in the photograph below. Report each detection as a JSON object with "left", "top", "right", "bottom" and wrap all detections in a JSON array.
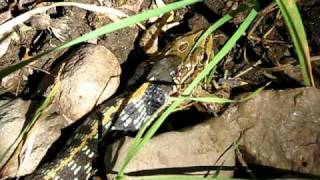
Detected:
[{"left": 26, "top": 30, "right": 212, "bottom": 180}]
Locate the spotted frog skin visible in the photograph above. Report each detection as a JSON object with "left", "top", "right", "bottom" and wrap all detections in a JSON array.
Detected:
[{"left": 26, "top": 30, "right": 212, "bottom": 180}]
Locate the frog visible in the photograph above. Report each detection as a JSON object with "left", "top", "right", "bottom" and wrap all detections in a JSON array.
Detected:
[{"left": 167, "top": 31, "right": 232, "bottom": 114}]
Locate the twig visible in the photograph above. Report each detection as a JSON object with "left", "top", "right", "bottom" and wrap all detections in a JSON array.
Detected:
[{"left": 0, "top": 2, "right": 134, "bottom": 37}]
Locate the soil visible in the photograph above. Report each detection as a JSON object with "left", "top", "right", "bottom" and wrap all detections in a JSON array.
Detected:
[{"left": 0, "top": 0, "right": 319, "bottom": 179}]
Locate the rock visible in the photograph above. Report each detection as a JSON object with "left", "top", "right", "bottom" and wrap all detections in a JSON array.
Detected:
[
  {"left": 18, "top": 44, "right": 120, "bottom": 176},
  {"left": 0, "top": 99, "right": 31, "bottom": 169},
  {"left": 0, "top": 104, "right": 67, "bottom": 177},
  {"left": 1, "top": 44, "right": 121, "bottom": 178},
  {"left": 105, "top": 108, "right": 240, "bottom": 178},
  {"left": 236, "top": 87, "right": 320, "bottom": 176},
  {"left": 105, "top": 87, "right": 320, "bottom": 178},
  {"left": 40, "top": 44, "right": 121, "bottom": 122}
]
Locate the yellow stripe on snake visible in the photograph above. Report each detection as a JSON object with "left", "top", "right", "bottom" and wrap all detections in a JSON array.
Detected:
[{"left": 27, "top": 30, "right": 213, "bottom": 180}]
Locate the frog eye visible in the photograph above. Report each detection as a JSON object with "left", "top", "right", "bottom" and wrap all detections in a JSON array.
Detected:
[{"left": 178, "top": 41, "right": 189, "bottom": 52}]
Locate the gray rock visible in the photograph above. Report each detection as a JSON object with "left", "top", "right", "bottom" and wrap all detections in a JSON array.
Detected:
[
  {"left": 236, "top": 87, "right": 320, "bottom": 176},
  {"left": 40, "top": 44, "right": 121, "bottom": 122},
  {"left": 105, "top": 87, "right": 320, "bottom": 178},
  {"left": 0, "top": 99, "right": 30, "bottom": 169},
  {"left": 105, "top": 107, "right": 240, "bottom": 178},
  {"left": 0, "top": 104, "right": 67, "bottom": 177},
  {"left": 1, "top": 44, "right": 121, "bottom": 178}
]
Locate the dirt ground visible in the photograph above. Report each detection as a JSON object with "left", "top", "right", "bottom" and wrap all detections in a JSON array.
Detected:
[{"left": 0, "top": 0, "right": 319, "bottom": 179}]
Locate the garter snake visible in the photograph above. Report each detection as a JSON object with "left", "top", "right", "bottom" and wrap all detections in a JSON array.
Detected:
[{"left": 26, "top": 30, "right": 213, "bottom": 180}]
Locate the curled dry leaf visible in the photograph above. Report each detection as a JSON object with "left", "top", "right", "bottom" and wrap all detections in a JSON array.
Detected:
[{"left": 29, "top": 14, "right": 72, "bottom": 41}]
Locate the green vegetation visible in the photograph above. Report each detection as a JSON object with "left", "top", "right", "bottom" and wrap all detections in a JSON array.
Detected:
[
  {"left": 0, "top": 0, "right": 313, "bottom": 179},
  {"left": 0, "top": 0, "right": 201, "bottom": 78},
  {"left": 275, "top": 0, "right": 314, "bottom": 86},
  {"left": 117, "top": 8, "right": 258, "bottom": 179}
]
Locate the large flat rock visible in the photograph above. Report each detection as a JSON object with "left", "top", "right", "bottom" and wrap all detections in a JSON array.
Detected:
[
  {"left": 237, "top": 87, "right": 320, "bottom": 176},
  {"left": 105, "top": 87, "right": 320, "bottom": 178}
]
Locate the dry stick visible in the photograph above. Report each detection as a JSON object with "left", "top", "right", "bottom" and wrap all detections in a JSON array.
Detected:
[
  {"left": 311, "top": 55, "right": 320, "bottom": 62},
  {"left": 234, "top": 60, "right": 262, "bottom": 78},
  {"left": 0, "top": 2, "right": 134, "bottom": 37},
  {"left": 1, "top": 0, "right": 202, "bottom": 80},
  {"left": 247, "top": 3, "right": 277, "bottom": 42}
]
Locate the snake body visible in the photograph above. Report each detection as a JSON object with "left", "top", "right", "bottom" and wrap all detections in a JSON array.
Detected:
[{"left": 27, "top": 31, "right": 208, "bottom": 179}]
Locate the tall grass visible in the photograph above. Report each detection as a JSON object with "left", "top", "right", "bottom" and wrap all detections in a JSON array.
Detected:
[
  {"left": 0, "top": 0, "right": 201, "bottom": 170},
  {"left": 275, "top": 0, "right": 314, "bottom": 86},
  {"left": 0, "top": 0, "right": 202, "bottom": 79},
  {"left": 0, "top": 0, "right": 313, "bottom": 179},
  {"left": 117, "top": 8, "right": 258, "bottom": 179}
]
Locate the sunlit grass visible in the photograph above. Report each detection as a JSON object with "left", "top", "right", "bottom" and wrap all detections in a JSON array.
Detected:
[
  {"left": 0, "top": 0, "right": 201, "bottom": 170},
  {"left": 0, "top": 0, "right": 202, "bottom": 79},
  {"left": 275, "top": 0, "right": 314, "bottom": 86},
  {"left": 0, "top": 0, "right": 314, "bottom": 179},
  {"left": 122, "top": 175, "right": 246, "bottom": 180},
  {"left": 117, "top": 8, "right": 258, "bottom": 179}
]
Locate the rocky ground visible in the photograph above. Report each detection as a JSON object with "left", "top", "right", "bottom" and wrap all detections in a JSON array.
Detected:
[{"left": 0, "top": 0, "right": 319, "bottom": 179}]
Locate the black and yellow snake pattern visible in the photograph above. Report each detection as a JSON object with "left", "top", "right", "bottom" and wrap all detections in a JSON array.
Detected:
[{"left": 27, "top": 30, "right": 210, "bottom": 180}]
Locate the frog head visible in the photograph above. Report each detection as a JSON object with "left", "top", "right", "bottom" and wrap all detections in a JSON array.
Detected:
[
  {"left": 146, "top": 30, "right": 213, "bottom": 90},
  {"left": 165, "top": 30, "right": 213, "bottom": 88}
]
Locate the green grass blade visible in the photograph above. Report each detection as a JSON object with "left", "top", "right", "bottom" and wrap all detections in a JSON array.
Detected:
[
  {"left": 0, "top": 0, "right": 202, "bottom": 79},
  {"left": 191, "top": 0, "right": 259, "bottom": 55},
  {"left": 183, "top": 10, "right": 257, "bottom": 96},
  {"left": 0, "top": 49, "right": 54, "bottom": 81},
  {"left": 171, "top": 81, "right": 270, "bottom": 104},
  {"left": 117, "top": 100, "right": 173, "bottom": 171},
  {"left": 122, "top": 14, "right": 235, "bottom": 167},
  {"left": 55, "top": 0, "right": 202, "bottom": 50},
  {"left": 238, "top": 82, "right": 270, "bottom": 102},
  {"left": 171, "top": 96, "right": 236, "bottom": 104},
  {"left": 190, "top": 14, "right": 233, "bottom": 54},
  {"left": 117, "top": 9, "right": 258, "bottom": 178},
  {"left": 275, "top": 0, "right": 314, "bottom": 86},
  {"left": 116, "top": 13, "right": 233, "bottom": 178},
  {"left": 138, "top": 175, "right": 245, "bottom": 180}
]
